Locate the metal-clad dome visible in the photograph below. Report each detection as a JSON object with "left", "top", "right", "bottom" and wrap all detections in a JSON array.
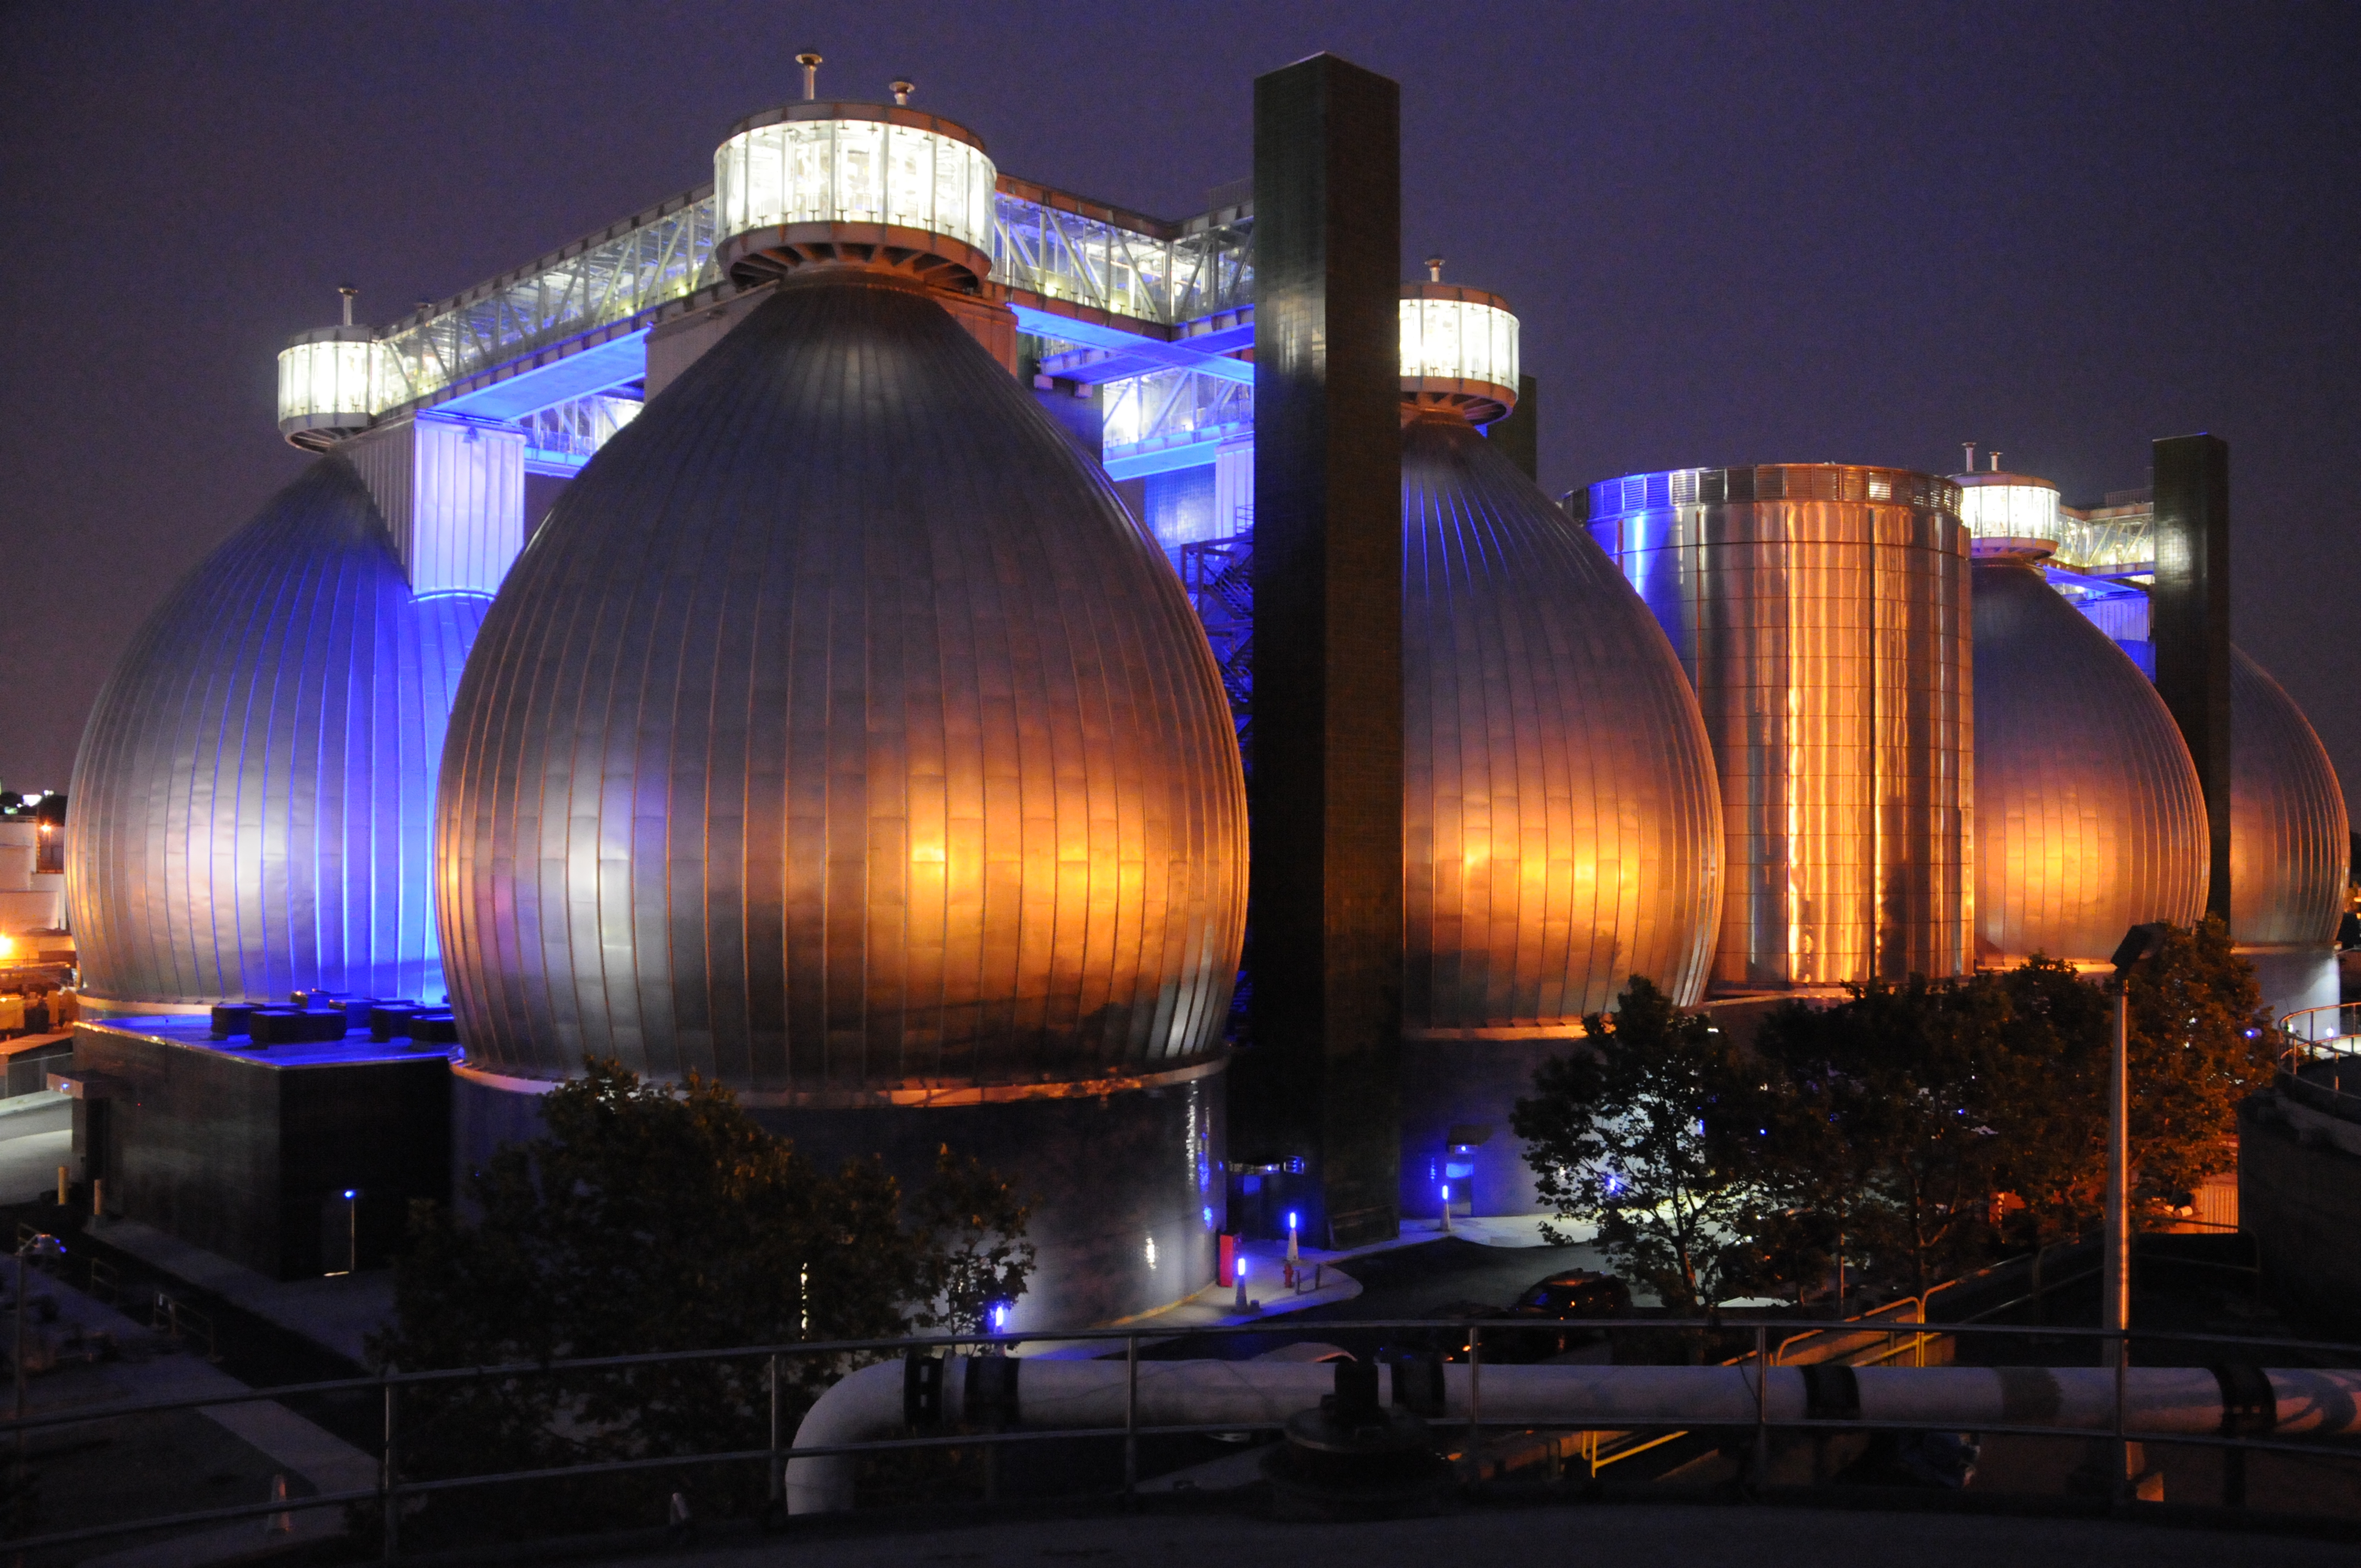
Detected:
[
  {"left": 1971, "top": 556, "right": 2207, "bottom": 965},
  {"left": 2231, "top": 645, "right": 2348, "bottom": 949},
  {"left": 67, "top": 456, "right": 480, "bottom": 1003},
  {"left": 1402, "top": 418, "right": 1722, "bottom": 1023},
  {"left": 435, "top": 271, "right": 1247, "bottom": 1093}
]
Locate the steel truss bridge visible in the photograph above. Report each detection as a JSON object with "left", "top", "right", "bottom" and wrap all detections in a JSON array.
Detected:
[{"left": 328, "top": 174, "right": 1256, "bottom": 476}]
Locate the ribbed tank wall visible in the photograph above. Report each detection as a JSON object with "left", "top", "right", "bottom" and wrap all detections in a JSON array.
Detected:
[
  {"left": 435, "top": 273, "right": 1248, "bottom": 1093},
  {"left": 66, "top": 456, "right": 482, "bottom": 1004},
  {"left": 1402, "top": 418, "right": 1720, "bottom": 1024},
  {"left": 1969, "top": 557, "right": 2206, "bottom": 965},
  {"left": 2231, "top": 645, "right": 2347, "bottom": 950},
  {"left": 1586, "top": 466, "right": 1973, "bottom": 989}
]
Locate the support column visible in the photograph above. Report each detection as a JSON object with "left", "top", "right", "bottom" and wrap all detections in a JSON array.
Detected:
[
  {"left": 345, "top": 413, "right": 527, "bottom": 598},
  {"left": 1234, "top": 53, "right": 1403, "bottom": 1249},
  {"left": 2151, "top": 434, "right": 2231, "bottom": 922}
]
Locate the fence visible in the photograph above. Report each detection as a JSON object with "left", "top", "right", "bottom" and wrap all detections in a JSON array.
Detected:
[{"left": 9, "top": 1308, "right": 2359, "bottom": 1559}]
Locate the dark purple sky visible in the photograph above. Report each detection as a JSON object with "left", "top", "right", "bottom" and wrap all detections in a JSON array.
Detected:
[{"left": 4, "top": 2, "right": 2355, "bottom": 796}]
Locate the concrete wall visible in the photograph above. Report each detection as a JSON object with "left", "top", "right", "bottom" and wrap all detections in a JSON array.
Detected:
[{"left": 2238, "top": 1090, "right": 2361, "bottom": 1335}]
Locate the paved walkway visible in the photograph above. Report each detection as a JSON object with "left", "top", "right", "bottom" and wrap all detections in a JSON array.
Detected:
[
  {"left": 0, "top": 1090, "right": 72, "bottom": 1204},
  {"left": 8, "top": 1261, "right": 378, "bottom": 1566},
  {"left": 90, "top": 1216, "right": 395, "bottom": 1365}
]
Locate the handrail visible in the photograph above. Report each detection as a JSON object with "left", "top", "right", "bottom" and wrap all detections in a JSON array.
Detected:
[{"left": 9, "top": 1311, "right": 2359, "bottom": 1558}]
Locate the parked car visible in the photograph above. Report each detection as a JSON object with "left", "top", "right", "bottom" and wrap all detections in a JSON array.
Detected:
[{"left": 1396, "top": 1270, "right": 1631, "bottom": 1364}]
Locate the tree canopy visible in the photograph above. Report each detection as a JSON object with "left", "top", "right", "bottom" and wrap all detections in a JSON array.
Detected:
[
  {"left": 370, "top": 1059, "right": 1033, "bottom": 1537},
  {"left": 1516, "top": 919, "right": 2278, "bottom": 1309}
]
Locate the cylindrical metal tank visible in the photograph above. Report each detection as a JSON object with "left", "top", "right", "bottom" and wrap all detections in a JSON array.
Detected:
[
  {"left": 1580, "top": 466, "right": 1973, "bottom": 989},
  {"left": 1969, "top": 548, "right": 2207, "bottom": 966},
  {"left": 2231, "top": 645, "right": 2348, "bottom": 1017},
  {"left": 68, "top": 455, "right": 481, "bottom": 1005},
  {"left": 437, "top": 103, "right": 1247, "bottom": 1326}
]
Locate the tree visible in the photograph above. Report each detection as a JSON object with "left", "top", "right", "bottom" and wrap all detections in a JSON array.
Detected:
[
  {"left": 1749, "top": 977, "right": 2017, "bottom": 1297},
  {"left": 1740, "top": 923, "right": 2278, "bottom": 1283},
  {"left": 369, "top": 1059, "right": 1032, "bottom": 1539},
  {"left": 1511, "top": 978, "right": 1781, "bottom": 1313},
  {"left": 2121, "top": 916, "right": 2278, "bottom": 1210}
]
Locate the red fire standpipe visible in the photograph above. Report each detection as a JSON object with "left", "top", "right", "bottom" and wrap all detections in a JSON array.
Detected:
[{"left": 784, "top": 1355, "right": 2361, "bottom": 1513}]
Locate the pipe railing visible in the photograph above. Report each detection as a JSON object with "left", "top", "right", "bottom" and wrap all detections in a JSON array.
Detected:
[
  {"left": 2276, "top": 1003, "right": 2361, "bottom": 1117},
  {"left": 12, "top": 1314, "right": 2361, "bottom": 1556}
]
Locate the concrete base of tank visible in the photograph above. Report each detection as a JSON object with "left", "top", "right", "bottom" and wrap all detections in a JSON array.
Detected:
[
  {"left": 2239, "top": 945, "right": 2338, "bottom": 1024},
  {"left": 1397, "top": 1033, "right": 1585, "bottom": 1220},
  {"left": 451, "top": 1063, "right": 1224, "bottom": 1333}
]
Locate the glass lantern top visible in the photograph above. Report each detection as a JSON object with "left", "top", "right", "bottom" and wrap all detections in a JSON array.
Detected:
[
  {"left": 1400, "top": 282, "right": 1520, "bottom": 421},
  {"left": 714, "top": 102, "right": 997, "bottom": 280}
]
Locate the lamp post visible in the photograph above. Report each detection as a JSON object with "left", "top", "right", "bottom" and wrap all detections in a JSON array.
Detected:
[{"left": 2104, "top": 922, "right": 2169, "bottom": 1497}]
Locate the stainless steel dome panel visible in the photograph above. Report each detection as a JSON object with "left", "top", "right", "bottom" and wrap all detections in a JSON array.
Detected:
[
  {"left": 67, "top": 456, "right": 481, "bottom": 1003},
  {"left": 2231, "top": 645, "right": 2347, "bottom": 949},
  {"left": 1970, "top": 557, "right": 2206, "bottom": 965},
  {"left": 1402, "top": 418, "right": 1721, "bottom": 1024},
  {"left": 1586, "top": 465, "right": 1973, "bottom": 988},
  {"left": 435, "top": 273, "right": 1247, "bottom": 1093}
]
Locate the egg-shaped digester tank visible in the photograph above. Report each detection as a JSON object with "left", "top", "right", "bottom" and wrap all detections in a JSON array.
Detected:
[
  {"left": 68, "top": 455, "right": 480, "bottom": 1005},
  {"left": 1394, "top": 281, "right": 1722, "bottom": 1221},
  {"left": 436, "top": 99, "right": 1248, "bottom": 1327},
  {"left": 1970, "top": 548, "right": 2207, "bottom": 966},
  {"left": 2229, "top": 645, "right": 2348, "bottom": 1016}
]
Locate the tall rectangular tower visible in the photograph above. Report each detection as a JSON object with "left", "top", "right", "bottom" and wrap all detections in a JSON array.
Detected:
[
  {"left": 1235, "top": 53, "right": 1405, "bottom": 1248},
  {"left": 2151, "top": 433, "right": 2232, "bottom": 923}
]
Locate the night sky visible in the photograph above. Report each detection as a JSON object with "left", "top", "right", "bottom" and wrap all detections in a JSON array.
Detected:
[{"left": 3, "top": 3, "right": 2354, "bottom": 799}]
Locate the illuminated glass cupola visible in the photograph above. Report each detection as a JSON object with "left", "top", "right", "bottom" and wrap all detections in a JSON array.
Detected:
[
  {"left": 1399, "top": 260, "right": 1521, "bottom": 426},
  {"left": 1951, "top": 449, "right": 2063, "bottom": 558},
  {"left": 712, "top": 57, "right": 998, "bottom": 294},
  {"left": 276, "top": 286, "right": 388, "bottom": 449}
]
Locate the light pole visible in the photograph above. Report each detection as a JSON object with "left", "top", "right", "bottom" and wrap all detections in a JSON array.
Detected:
[{"left": 2104, "top": 922, "right": 2169, "bottom": 1496}]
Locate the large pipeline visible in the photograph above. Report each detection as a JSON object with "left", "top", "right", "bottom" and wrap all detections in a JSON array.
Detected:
[{"left": 785, "top": 1355, "right": 2361, "bottom": 1513}]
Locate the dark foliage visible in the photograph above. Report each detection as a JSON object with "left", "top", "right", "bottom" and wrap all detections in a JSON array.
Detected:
[
  {"left": 1517, "top": 922, "right": 2278, "bottom": 1309},
  {"left": 366, "top": 1059, "right": 1032, "bottom": 1543}
]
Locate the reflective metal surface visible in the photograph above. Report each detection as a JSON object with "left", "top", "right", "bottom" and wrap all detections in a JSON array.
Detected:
[
  {"left": 68, "top": 456, "right": 483, "bottom": 1003},
  {"left": 437, "top": 273, "right": 1248, "bottom": 1093},
  {"left": 2231, "top": 645, "right": 2348, "bottom": 949},
  {"left": 1585, "top": 465, "right": 1973, "bottom": 988},
  {"left": 1403, "top": 417, "right": 1721, "bottom": 1025},
  {"left": 1968, "top": 556, "right": 2206, "bottom": 965}
]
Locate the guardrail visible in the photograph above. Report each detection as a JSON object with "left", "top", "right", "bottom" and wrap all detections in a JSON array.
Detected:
[
  {"left": 2275, "top": 1003, "right": 2361, "bottom": 1116},
  {"left": 10, "top": 1311, "right": 2359, "bottom": 1559}
]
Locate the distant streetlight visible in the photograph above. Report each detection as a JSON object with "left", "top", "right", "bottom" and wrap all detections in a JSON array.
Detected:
[{"left": 2105, "top": 922, "right": 2170, "bottom": 1498}]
